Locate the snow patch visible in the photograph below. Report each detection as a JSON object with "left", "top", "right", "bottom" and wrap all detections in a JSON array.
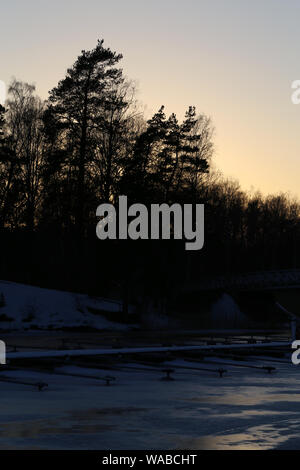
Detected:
[
  {"left": 0, "top": 280, "right": 133, "bottom": 331},
  {"left": 211, "top": 294, "right": 249, "bottom": 328}
]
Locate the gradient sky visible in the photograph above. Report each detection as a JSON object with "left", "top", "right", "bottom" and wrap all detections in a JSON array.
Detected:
[{"left": 2, "top": 0, "right": 300, "bottom": 197}]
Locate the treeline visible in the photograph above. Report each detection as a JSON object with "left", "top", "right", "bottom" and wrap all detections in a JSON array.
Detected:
[{"left": 0, "top": 39, "right": 299, "bottom": 301}]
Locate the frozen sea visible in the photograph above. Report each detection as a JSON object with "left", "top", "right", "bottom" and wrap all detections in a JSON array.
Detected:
[{"left": 0, "top": 356, "right": 300, "bottom": 450}]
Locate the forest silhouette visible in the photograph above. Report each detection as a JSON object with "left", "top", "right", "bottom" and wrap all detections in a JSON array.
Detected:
[{"left": 0, "top": 39, "right": 299, "bottom": 311}]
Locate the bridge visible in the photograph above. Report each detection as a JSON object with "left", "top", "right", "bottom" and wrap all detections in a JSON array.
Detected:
[
  {"left": 182, "top": 269, "right": 300, "bottom": 334},
  {"left": 185, "top": 269, "right": 300, "bottom": 293}
]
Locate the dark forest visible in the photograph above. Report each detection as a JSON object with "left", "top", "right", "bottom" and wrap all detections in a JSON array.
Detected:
[{"left": 1, "top": 40, "right": 299, "bottom": 310}]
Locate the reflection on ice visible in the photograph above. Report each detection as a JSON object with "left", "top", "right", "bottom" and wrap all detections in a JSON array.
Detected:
[
  {"left": 180, "top": 418, "right": 300, "bottom": 450},
  {"left": 1, "top": 359, "right": 300, "bottom": 449}
]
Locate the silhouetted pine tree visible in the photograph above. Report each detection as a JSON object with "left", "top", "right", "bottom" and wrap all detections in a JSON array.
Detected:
[{"left": 46, "top": 39, "right": 125, "bottom": 236}]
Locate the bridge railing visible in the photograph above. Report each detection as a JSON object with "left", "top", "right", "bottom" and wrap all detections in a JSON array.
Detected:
[{"left": 186, "top": 269, "right": 300, "bottom": 291}]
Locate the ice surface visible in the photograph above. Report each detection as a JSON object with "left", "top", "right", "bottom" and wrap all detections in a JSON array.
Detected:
[{"left": 0, "top": 357, "right": 300, "bottom": 449}]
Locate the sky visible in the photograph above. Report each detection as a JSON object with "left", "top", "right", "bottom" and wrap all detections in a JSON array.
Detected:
[{"left": 1, "top": 0, "right": 300, "bottom": 197}]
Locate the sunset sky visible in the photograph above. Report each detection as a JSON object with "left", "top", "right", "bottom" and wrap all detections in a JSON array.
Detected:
[{"left": 2, "top": 0, "right": 300, "bottom": 197}]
